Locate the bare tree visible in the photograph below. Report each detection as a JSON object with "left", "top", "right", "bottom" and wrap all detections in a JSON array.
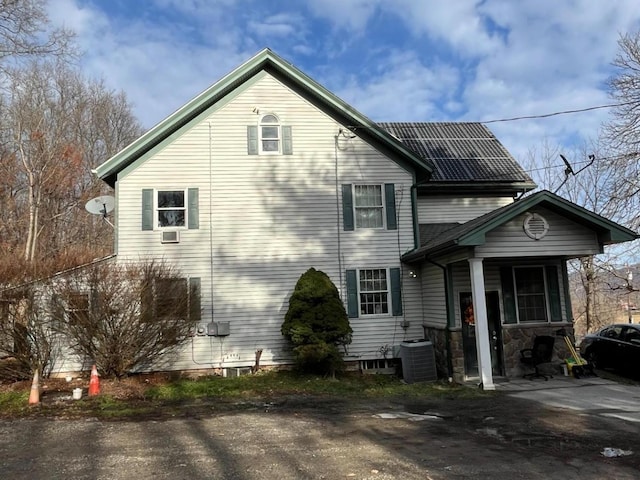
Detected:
[
  {"left": 0, "top": 0, "right": 73, "bottom": 66},
  {"left": 605, "top": 32, "right": 640, "bottom": 231},
  {"left": 607, "top": 32, "right": 640, "bottom": 152},
  {"left": 0, "top": 60, "right": 142, "bottom": 270},
  {"left": 50, "top": 260, "right": 200, "bottom": 379},
  {"left": 522, "top": 139, "right": 637, "bottom": 335}
]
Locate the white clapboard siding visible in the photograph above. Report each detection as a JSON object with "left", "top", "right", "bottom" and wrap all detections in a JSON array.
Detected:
[
  {"left": 418, "top": 195, "right": 513, "bottom": 224},
  {"left": 419, "top": 263, "right": 447, "bottom": 328},
  {"left": 475, "top": 207, "right": 601, "bottom": 258},
  {"left": 115, "top": 73, "right": 422, "bottom": 370}
]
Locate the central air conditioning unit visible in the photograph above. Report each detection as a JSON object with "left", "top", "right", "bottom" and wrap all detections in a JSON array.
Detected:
[
  {"left": 161, "top": 230, "right": 180, "bottom": 243},
  {"left": 400, "top": 339, "right": 437, "bottom": 384}
]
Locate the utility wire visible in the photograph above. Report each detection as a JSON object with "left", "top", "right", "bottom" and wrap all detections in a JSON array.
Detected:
[
  {"left": 522, "top": 151, "right": 640, "bottom": 175},
  {"left": 481, "top": 101, "right": 636, "bottom": 124}
]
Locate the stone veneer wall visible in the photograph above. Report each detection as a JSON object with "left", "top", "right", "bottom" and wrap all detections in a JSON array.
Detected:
[
  {"left": 424, "top": 324, "right": 575, "bottom": 381},
  {"left": 422, "top": 326, "right": 466, "bottom": 383},
  {"left": 501, "top": 325, "right": 574, "bottom": 377}
]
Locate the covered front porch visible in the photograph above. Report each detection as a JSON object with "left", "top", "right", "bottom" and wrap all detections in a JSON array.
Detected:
[{"left": 403, "top": 191, "right": 638, "bottom": 390}]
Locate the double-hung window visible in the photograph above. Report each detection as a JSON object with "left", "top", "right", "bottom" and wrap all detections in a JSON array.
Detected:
[
  {"left": 514, "top": 267, "right": 547, "bottom": 322},
  {"left": 154, "top": 278, "right": 188, "bottom": 319},
  {"left": 342, "top": 184, "right": 396, "bottom": 231},
  {"left": 142, "top": 277, "right": 201, "bottom": 322},
  {"left": 141, "top": 188, "right": 199, "bottom": 231},
  {"left": 157, "top": 190, "right": 186, "bottom": 228},
  {"left": 66, "top": 292, "right": 91, "bottom": 326},
  {"left": 501, "top": 265, "right": 563, "bottom": 324},
  {"left": 354, "top": 185, "right": 384, "bottom": 228},
  {"left": 346, "top": 267, "right": 402, "bottom": 318},
  {"left": 359, "top": 269, "right": 389, "bottom": 315}
]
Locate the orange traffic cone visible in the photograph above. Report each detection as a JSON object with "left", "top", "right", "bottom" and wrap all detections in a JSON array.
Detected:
[
  {"left": 28, "top": 368, "right": 40, "bottom": 405},
  {"left": 88, "top": 365, "right": 100, "bottom": 396}
]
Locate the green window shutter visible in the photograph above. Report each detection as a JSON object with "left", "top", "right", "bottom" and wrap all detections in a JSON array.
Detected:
[
  {"left": 189, "top": 277, "right": 201, "bottom": 321},
  {"left": 385, "top": 184, "right": 397, "bottom": 230},
  {"left": 546, "top": 265, "right": 562, "bottom": 322},
  {"left": 282, "top": 126, "right": 293, "bottom": 155},
  {"left": 142, "top": 189, "right": 153, "bottom": 231},
  {"left": 390, "top": 267, "right": 402, "bottom": 316},
  {"left": 500, "top": 267, "right": 517, "bottom": 324},
  {"left": 247, "top": 125, "right": 258, "bottom": 155},
  {"left": 188, "top": 188, "right": 199, "bottom": 230},
  {"left": 346, "top": 269, "right": 359, "bottom": 318},
  {"left": 342, "top": 184, "right": 354, "bottom": 231}
]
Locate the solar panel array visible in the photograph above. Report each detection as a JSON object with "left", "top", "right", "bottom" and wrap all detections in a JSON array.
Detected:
[{"left": 378, "top": 122, "right": 533, "bottom": 183}]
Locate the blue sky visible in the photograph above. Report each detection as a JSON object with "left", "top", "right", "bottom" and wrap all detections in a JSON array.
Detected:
[{"left": 48, "top": 0, "right": 640, "bottom": 169}]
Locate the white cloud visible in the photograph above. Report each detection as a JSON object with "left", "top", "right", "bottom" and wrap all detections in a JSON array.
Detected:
[
  {"left": 334, "top": 51, "right": 460, "bottom": 121},
  {"left": 306, "top": 0, "right": 380, "bottom": 32},
  {"left": 248, "top": 13, "right": 308, "bottom": 39},
  {"left": 391, "top": 0, "right": 503, "bottom": 56},
  {"left": 44, "top": 0, "right": 640, "bottom": 164}
]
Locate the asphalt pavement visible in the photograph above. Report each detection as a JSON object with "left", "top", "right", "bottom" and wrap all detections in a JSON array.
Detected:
[{"left": 497, "top": 375, "right": 640, "bottom": 423}]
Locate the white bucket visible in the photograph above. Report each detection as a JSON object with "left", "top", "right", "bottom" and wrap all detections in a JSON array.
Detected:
[{"left": 72, "top": 388, "right": 83, "bottom": 400}]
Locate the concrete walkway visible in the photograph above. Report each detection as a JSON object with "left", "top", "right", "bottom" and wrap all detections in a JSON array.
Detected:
[{"left": 495, "top": 375, "right": 640, "bottom": 423}]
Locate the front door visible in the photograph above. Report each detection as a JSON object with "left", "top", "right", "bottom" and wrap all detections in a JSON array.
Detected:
[{"left": 461, "top": 291, "right": 503, "bottom": 377}]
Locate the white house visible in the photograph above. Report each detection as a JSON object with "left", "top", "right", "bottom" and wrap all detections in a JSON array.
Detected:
[{"left": 91, "top": 49, "right": 637, "bottom": 389}]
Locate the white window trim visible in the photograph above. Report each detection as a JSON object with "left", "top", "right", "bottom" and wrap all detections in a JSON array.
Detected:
[
  {"left": 513, "top": 265, "right": 550, "bottom": 324},
  {"left": 353, "top": 184, "right": 386, "bottom": 230},
  {"left": 155, "top": 188, "right": 188, "bottom": 230},
  {"left": 357, "top": 267, "right": 392, "bottom": 316},
  {"left": 258, "top": 113, "right": 281, "bottom": 155}
]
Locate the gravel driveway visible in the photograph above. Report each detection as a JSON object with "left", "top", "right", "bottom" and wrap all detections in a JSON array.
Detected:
[{"left": 1, "top": 393, "right": 639, "bottom": 479}]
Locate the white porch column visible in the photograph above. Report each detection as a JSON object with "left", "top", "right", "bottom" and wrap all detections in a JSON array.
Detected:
[{"left": 468, "top": 257, "right": 495, "bottom": 391}]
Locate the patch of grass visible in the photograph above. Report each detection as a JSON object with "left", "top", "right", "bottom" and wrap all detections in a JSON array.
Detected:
[
  {"left": 0, "top": 371, "right": 489, "bottom": 419},
  {"left": 90, "top": 395, "right": 156, "bottom": 418},
  {"left": 0, "top": 390, "right": 29, "bottom": 417},
  {"left": 146, "top": 371, "right": 487, "bottom": 402}
]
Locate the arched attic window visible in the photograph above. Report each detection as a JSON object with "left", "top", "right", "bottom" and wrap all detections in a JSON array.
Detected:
[
  {"left": 246, "top": 114, "right": 292, "bottom": 155},
  {"left": 260, "top": 113, "right": 280, "bottom": 154}
]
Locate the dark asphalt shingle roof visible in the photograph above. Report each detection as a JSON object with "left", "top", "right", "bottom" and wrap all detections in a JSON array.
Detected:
[
  {"left": 419, "top": 223, "right": 461, "bottom": 246},
  {"left": 378, "top": 122, "right": 534, "bottom": 184}
]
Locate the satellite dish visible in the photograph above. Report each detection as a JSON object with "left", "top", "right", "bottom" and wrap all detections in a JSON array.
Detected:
[{"left": 85, "top": 195, "right": 115, "bottom": 216}]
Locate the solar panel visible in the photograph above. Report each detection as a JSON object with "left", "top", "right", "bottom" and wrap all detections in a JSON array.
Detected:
[{"left": 378, "top": 122, "right": 533, "bottom": 183}]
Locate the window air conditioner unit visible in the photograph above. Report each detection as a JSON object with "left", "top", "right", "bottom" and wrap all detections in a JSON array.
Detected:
[{"left": 161, "top": 231, "right": 180, "bottom": 243}]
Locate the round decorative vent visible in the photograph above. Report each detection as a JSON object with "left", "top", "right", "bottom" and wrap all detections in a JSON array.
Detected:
[{"left": 523, "top": 213, "right": 549, "bottom": 240}]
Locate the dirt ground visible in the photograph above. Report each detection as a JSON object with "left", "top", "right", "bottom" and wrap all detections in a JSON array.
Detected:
[{"left": 1, "top": 377, "right": 639, "bottom": 479}]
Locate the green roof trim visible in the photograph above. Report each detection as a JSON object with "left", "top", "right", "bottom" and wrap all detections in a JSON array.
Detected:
[
  {"left": 93, "top": 48, "right": 433, "bottom": 187},
  {"left": 402, "top": 190, "right": 639, "bottom": 262}
]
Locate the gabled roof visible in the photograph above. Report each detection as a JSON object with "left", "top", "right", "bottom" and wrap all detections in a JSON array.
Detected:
[
  {"left": 403, "top": 190, "right": 638, "bottom": 262},
  {"left": 94, "top": 48, "right": 433, "bottom": 187},
  {"left": 379, "top": 122, "right": 536, "bottom": 193}
]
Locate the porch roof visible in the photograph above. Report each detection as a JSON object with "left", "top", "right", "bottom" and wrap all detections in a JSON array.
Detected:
[{"left": 403, "top": 190, "right": 638, "bottom": 262}]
